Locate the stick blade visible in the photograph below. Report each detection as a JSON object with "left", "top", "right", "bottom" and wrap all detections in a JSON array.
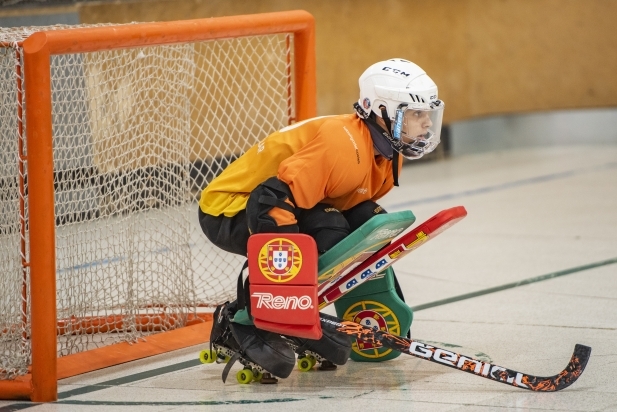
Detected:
[{"left": 523, "top": 344, "right": 591, "bottom": 392}]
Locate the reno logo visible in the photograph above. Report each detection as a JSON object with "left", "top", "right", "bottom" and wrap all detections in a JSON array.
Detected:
[
  {"left": 251, "top": 292, "right": 313, "bottom": 310},
  {"left": 258, "top": 238, "right": 303, "bottom": 283}
]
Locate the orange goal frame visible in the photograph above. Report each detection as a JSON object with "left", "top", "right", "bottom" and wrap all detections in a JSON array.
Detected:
[{"left": 0, "top": 10, "right": 316, "bottom": 402}]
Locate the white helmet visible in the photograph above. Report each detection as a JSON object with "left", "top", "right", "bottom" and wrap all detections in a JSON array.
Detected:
[{"left": 357, "top": 58, "right": 444, "bottom": 159}]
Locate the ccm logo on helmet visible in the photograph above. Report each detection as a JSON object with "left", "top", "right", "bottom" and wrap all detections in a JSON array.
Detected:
[
  {"left": 251, "top": 292, "right": 313, "bottom": 310},
  {"left": 382, "top": 67, "right": 410, "bottom": 77}
]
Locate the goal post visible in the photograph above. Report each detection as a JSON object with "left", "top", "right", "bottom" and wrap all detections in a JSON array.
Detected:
[{"left": 0, "top": 10, "right": 315, "bottom": 402}]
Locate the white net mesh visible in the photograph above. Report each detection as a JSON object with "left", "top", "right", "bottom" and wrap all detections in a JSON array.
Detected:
[
  {"left": 0, "top": 23, "right": 295, "bottom": 378},
  {"left": 0, "top": 43, "right": 30, "bottom": 380}
]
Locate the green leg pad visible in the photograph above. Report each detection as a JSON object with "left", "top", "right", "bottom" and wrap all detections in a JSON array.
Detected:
[
  {"left": 334, "top": 267, "right": 413, "bottom": 362},
  {"left": 231, "top": 308, "right": 254, "bottom": 325}
]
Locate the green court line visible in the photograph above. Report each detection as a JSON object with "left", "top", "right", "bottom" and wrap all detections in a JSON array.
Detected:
[
  {"left": 57, "top": 398, "right": 303, "bottom": 406},
  {"left": 57, "top": 359, "right": 202, "bottom": 399},
  {"left": 411, "top": 256, "right": 617, "bottom": 312},
  {"left": 2, "top": 256, "right": 615, "bottom": 410},
  {"left": 0, "top": 405, "right": 33, "bottom": 412},
  {"left": 0, "top": 398, "right": 302, "bottom": 410}
]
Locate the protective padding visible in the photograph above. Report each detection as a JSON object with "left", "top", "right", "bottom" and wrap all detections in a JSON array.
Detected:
[
  {"left": 298, "top": 204, "right": 350, "bottom": 253},
  {"left": 246, "top": 177, "right": 298, "bottom": 234},
  {"left": 334, "top": 267, "right": 413, "bottom": 362},
  {"left": 342, "top": 200, "right": 387, "bottom": 232},
  {"left": 231, "top": 308, "right": 251, "bottom": 325},
  {"left": 317, "top": 210, "right": 415, "bottom": 286},
  {"left": 247, "top": 233, "right": 321, "bottom": 339}
]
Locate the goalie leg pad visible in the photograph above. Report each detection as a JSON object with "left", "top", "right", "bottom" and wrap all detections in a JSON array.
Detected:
[
  {"left": 334, "top": 267, "right": 413, "bottom": 362},
  {"left": 298, "top": 204, "right": 350, "bottom": 254},
  {"left": 247, "top": 233, "right": 322, "bottom": 340}
]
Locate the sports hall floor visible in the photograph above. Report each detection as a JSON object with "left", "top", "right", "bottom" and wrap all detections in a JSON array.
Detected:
[{"left": 1, "top": 145, "right": 616, "bottom": 411}]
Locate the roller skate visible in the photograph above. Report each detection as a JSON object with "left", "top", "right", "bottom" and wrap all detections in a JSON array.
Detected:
[
  {"left": 284, "top": 313, "right": 352, "bottom": 372},
  {"left": 200, "top": 301, "right": 296, "bottom": 384}
]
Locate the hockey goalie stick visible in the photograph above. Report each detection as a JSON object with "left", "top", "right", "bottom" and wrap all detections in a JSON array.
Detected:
[
  {"left": 319, "top": 206, "right": 468, "bottom": 308},
  {"left": 320, "top": 316, "right": 591, "bottom": 392}
]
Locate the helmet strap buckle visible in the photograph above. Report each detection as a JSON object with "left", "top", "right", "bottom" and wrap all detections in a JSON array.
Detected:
[{"left": 379, "top": 105, "right": 392, "bottom": 135}]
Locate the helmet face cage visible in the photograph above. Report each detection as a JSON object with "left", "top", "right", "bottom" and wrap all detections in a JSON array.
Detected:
[{"left": 392, "top": 101, "right": 444, "bottom": 160}]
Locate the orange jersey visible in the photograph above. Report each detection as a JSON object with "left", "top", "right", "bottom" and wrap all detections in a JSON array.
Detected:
[{"left": 199, "top": 114, "right": 400, "bottom": 220}]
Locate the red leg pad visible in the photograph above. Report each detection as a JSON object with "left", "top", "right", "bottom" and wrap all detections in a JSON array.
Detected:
[{"left": 247, "top": 233, "right": 321, "bottom": 340}]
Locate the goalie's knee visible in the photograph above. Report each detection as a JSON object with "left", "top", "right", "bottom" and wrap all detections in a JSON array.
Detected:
[
  {"left": 298, "top": 204, "right": 350, "bottom": 254},
  {"left": 343, "top": 200, "right": 387, "bottom": 232},
  {"left": 246, "top": 177, "right": 299, "bottom": 234}
]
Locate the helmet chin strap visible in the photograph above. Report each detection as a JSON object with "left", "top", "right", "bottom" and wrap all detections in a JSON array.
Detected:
[
  {"left": 379, "top": 106, "right": 400, "bottom": 187},
  {"left": 353, "top": 102, "right": 400, "bottom": 186}
]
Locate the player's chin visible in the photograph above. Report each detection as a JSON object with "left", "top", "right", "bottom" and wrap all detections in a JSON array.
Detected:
[
  {"left": 402, "top": 137, "right": 426, "bottom": 144},
  {"left": 402, "top": 134, "right": 426, "bottom": 143}
]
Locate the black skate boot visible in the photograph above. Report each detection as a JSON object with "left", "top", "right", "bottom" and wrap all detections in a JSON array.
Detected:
[
  {"left": 202, "top": 301, "right": 296, "bottom": 384},
  {"left": 284, "top": 313, "right": 352, "bottom": 371}
]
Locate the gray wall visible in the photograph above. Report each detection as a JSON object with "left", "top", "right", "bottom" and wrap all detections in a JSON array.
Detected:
[{"left": 449, "top": 109, "right": 617, "bottom": 156}]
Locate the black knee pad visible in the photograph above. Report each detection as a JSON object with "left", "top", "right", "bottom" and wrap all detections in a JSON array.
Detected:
[
  {"left": 343, "top": 200, "right": 387, "bottom": 232},
  {"left": 298, "top": 204, "right": 350, "bottom": 253},
  {"left": 246, "top": 177, "right": 299, "bottom": 234},
  {"left": 198, "top": 207, "right": 250, "bottom": 256}
]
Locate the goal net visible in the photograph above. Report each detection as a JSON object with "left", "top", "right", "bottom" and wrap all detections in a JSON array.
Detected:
[{"left": 0, "top": 13, "right": 313, "bottom": 391}]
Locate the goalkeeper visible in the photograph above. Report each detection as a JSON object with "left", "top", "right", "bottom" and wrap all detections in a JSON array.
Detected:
[{"left": 199, "top": 58, "right": 445, "bottom": 380}]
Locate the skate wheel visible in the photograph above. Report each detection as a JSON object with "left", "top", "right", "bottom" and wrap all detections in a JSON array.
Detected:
[
  {"left": 308, "top": 355, "right": 317, "bottom": 368},
  {"left": 236, "top": 368, "right": 254, "bottom": 384},
  {"left": 199, "top": 349, "right": 216, "bottom": 364},
  {"left": 252, "top": 370, "right": 263, "bottom": 382},
  {"left": 219, "top": 355, "right": 231, "bottom": 364},
  {"left": 297, "top": 356, "right": 314, "bottom": 372}
]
